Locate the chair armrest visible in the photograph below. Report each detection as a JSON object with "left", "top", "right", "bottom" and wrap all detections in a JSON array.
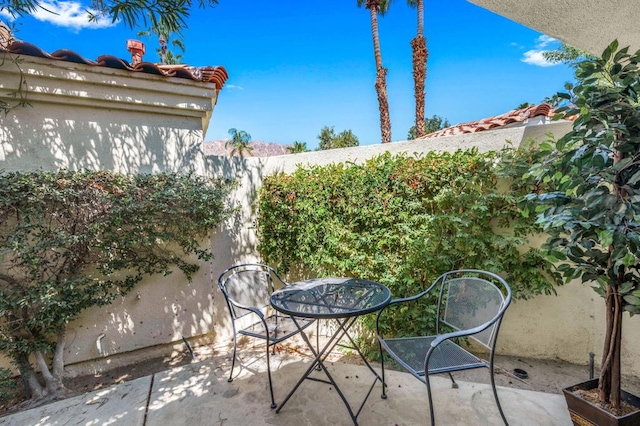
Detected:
[
  {"left": 428, "top": 314, "right": 504, "bottom": 349},
  {"left": 227, "top": 300, "right": 265, "bottom": 320},
  {"left": 375, "top": 287, "right": 435, "bottom": 338}
]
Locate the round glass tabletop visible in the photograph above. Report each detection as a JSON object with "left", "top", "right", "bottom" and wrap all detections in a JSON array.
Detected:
[{"left": 270, "top": 277, "right": 391, "bottom": 319}]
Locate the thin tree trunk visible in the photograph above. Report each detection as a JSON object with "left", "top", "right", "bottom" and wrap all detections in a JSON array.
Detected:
[
  {"left": 368, "top": 4, "right": 392, "bottom": 143},
  {"left": 52, "top": 332, "right": 66, "bottom": 385},
  {"left": 599, "top": 286, "right": 612, "bottom": 401},
  {"left": 16, "top": 353, "right": 45, "bottom": 398},
  {"left": 600, "top": 150, "right": 625, "bottom": 409},
  {"left": 599, "top": 273, "right": 623, "bottom": 408},
  {"left": 611, "top": 290, "right": 622, "bottom": 408},
  {"left": 26, "top": 371, "right": 44, "bottom": 399},
  {"left": 35, "top": 351, "right": 57, "bottom": 393}
]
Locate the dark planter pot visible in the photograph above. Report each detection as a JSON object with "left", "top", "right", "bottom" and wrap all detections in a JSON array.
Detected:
[{"left": 563, "top": 379, "right": 640, "bottom": 426}]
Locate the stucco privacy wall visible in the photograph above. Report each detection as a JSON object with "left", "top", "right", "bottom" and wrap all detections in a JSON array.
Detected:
[
  {"left": 0, "top": 55, "right": 215, "bottom": 174},
  {"left": 209, "top": 119, "right": 640, "bottom": 379}
]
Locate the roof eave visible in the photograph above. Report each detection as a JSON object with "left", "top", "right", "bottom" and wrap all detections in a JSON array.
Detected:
[{"left": 468, "top": 0, "right": 640, "bottom": 56}]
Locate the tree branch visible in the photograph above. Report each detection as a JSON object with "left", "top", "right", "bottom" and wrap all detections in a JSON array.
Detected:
[{"left": 0, "top": 272, "right": 20, "bottom": 287}]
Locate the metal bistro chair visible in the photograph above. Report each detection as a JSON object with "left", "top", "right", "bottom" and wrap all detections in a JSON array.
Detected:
[
  {"left": 217, "top": 263, "right": 316, "bottom": 408},
  {"left": 376, "top": 270, "right": 512, "bottom": 425}
]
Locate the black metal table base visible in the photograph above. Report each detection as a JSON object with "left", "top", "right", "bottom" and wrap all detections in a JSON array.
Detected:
[{"left": 275, "top": 316, "right": 383, "bottom": 425}]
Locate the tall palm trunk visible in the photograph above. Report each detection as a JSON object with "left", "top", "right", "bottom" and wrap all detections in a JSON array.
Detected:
[
  {"left": 367, "top": 1, "right": 392, "bottom": 143},
  {"left": 411, "top": 0, "right": 428, "bottom": 138}
]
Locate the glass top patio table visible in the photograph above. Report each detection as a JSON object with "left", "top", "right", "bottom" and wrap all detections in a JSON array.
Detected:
[
  {"left": 270, "top": 277, "right": 391, "bottom": 425},
  {"left": 270, "top": 277, "right": 391, "bottom": 320}
]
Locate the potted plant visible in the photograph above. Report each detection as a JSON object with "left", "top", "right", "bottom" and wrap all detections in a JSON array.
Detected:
[{"left": 529, "top": 40, "right": 640, "bottom": 424}]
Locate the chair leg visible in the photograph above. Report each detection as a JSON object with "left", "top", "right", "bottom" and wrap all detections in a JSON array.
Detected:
[
  {"left": 315, "top": 321, "right": 321, "bottom": 371},
  {"left": 425, "top": 374, "right": 436, "bottom": 426},
  {"left": 379, "top": 340, "right": 387, "bottom": 399},
  {"left": 448, "top": 372, "right": 459, "bottom": 389},
  {"left": 266, "top": 343, "right": 277, "bottom": 409},
  {"left": 490, "top": 365, "right": 509, "bottom": 425},
  {"left": 228, "top": 332, "right": 238, "bottom": 383}
]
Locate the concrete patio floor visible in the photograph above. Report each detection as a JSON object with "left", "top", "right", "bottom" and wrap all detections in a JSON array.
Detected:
[{"left": 0, "top": 346, "right": 572, "bottom": 426}]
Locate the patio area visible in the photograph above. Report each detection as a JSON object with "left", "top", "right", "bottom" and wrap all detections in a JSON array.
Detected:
[{"left": 0, "top": 340, "right": 572, "bottom": 426}]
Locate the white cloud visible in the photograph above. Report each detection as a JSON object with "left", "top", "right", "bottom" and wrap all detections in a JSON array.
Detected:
[
  {"left": 32, "top": 1, "right": 116, "bottom": 32},
  {"left": 522, "top": 50, "right": 555, "bottom": 67},
  {"left": 521, "top": 35, "right": 559, "bottom": 67},
  {"left": 225, "top": 84, "right": 244, "bottom": 90},
  {"left": 1, "top": 10, "right": 16, "bottom": 21},
  {"left": 535, "top": 34, "right": 557, "bottom": 48}
]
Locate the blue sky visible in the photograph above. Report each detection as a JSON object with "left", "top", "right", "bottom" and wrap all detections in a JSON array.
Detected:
[{"left": 2, "top": 0, "right": 574, "bottom": 150}]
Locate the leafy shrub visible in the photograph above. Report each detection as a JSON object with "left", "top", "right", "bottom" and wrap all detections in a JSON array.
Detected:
[
  {"left": 257, "top": 149, "right": 561, "bottom": 354},
  {"left": 0, "top": 170, "right": 233, "bottom": 400}
]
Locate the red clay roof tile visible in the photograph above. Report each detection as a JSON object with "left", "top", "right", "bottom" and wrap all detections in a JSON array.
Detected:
[
  {"left": 420, "top": 103, "right": 570, "bottom": 139},
  {"left": 2, "top": 41, "right": 228, "bottom": 89}
]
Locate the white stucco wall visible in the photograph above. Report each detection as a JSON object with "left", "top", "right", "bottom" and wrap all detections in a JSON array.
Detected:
[
  {"left": 0, "top": 55, "right": 216, "bottom": 174},
  {"left": 62, "top": 253, "right": 218, "bottom": 369}
]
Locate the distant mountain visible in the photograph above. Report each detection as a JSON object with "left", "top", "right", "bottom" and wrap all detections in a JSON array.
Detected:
[{"left": 204, "top": 140, "right": 292, "bottom": 157}]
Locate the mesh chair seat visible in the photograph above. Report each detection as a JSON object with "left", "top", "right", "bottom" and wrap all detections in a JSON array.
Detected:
[
  {"left": 239, "top": 314, "right": 315, "bottom": 343},
  {"left": 376, "top": 269, "right": 512, "bottom": 425},
  {"left": 380, "top": 337, "right": 486, "bottom": 377}
]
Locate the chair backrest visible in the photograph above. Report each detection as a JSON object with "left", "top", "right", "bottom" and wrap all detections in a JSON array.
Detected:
[
  {"left": 437, "top": 270, "right": 511, "bottom": 349},
  {"left": 217, "top": 263, "right": 287, "bottom": 320}
]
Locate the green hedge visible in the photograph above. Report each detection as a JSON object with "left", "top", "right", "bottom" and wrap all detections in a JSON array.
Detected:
[{"left": 257, "top": 148, "right": 560, "bottom": 354}]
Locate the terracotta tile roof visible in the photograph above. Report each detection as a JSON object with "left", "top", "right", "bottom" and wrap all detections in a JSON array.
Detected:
[
  {"left": 1, "top": 41, "right": 228, "bottom": 89},
  {"left": 420, "top": 103, "right": 570, "bottom": 139}
]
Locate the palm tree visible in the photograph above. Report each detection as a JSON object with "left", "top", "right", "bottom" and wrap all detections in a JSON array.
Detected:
[
  {"left": 407, "top": 0, "right": 428, "bottom": 138},
  {"left": 357, "top": 0, "right": 392, "bottom": 143},
  {"left": 288, "top": 141, "right": 309, "bottom": 154},
  {"left": 226, "top": 128, "right": 253, "bottom": 157}
]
